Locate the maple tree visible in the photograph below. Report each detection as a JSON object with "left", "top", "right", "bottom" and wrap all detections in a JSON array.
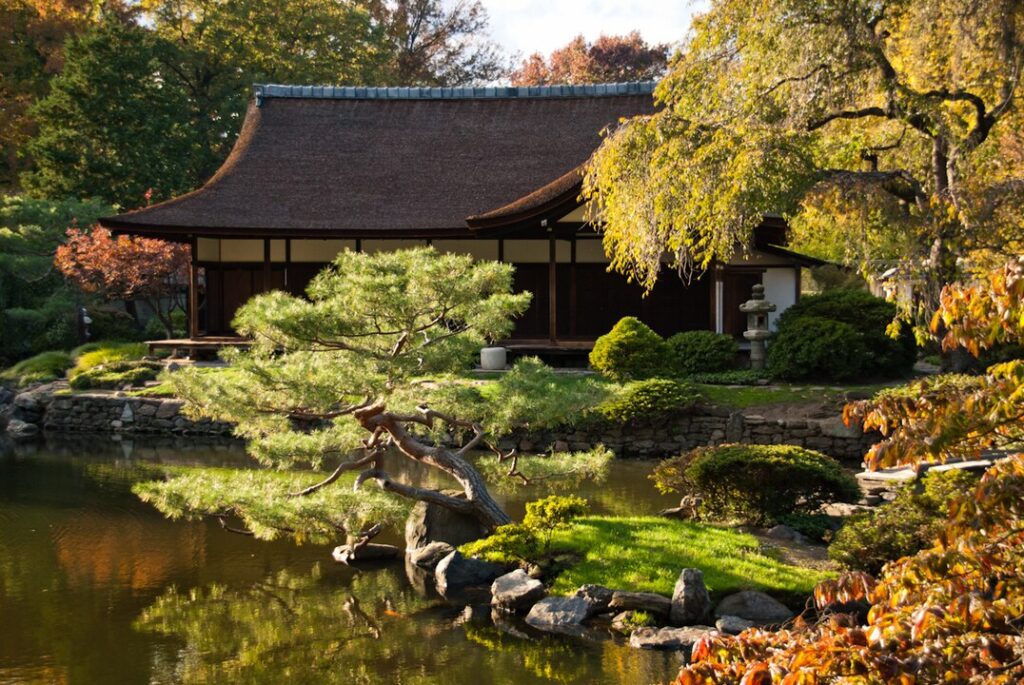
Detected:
[
  {"left": 55, "top": 226, "right": 189, "bottom": 337},
  {"left": 676, "top": 258, "right": 1024, "bottom": 684},
  {"left": 511, "top": 32, "right": 668, "bottom": 86}
]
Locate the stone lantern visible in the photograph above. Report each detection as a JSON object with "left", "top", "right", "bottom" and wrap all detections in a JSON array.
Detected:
[{"left": 739, "top": 284, "right": 776, "bottom": 370}]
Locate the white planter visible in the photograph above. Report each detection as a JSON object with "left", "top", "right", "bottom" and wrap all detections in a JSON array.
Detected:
[{"left": 480, "top": 346, "right": 508, "bottom": 371}]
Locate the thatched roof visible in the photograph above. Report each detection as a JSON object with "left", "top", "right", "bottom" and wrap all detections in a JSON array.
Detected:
[{"left": 101, "top": 83, "right": 656, "bottom": 238}]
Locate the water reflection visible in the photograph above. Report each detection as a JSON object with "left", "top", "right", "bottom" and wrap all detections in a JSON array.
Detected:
[{"left": 0, "top": 436, "right": 678, "bottom": 685}]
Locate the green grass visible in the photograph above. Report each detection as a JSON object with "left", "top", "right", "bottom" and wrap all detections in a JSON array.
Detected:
[
  {"left": 547, "top": 515, "right": 832, "bottom": 601},
  {"left": 696, "top": 382, "right": 892, "bottom": 409}
]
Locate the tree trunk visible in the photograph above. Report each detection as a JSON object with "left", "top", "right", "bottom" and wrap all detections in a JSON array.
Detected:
[{"left": 355, "top": 405, "right": 512, "bottom": 531}]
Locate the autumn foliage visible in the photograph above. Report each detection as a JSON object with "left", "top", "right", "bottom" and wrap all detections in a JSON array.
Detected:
[
  {"left": 677, "top": 260, "right": 1024, "bottom": 684},
  {"left": 55, "top": 226, "right": 189, "bottom": 336},
  {"left": 511, "top": 32, "right": 668, "bottom": 86}
]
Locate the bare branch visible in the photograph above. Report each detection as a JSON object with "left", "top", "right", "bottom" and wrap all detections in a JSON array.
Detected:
[
  {"left": 288, "top": 451, "right": 379, "bottom": 498},
  {"left": 808, "top": 107, "right": 886, "bottom": 131}
]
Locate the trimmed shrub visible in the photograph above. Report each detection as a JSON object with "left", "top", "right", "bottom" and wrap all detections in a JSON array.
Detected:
[
  {"left": 1, "top": 350, "right": 73, "bottom": 386},
  {"left": 651, "top": 444, "right": 860, "bottom": 526},
  {"left": 828, "top": 469, "right": 978, "bottom": 574},
  {"left": 70, "top": 342, "right": 148, "bottom": 378},
  {"left": 462, "top": 495, "right": 589, "bottom": 565},
  {"left": 595, "top": 378, "right": 702, "bottom": 424},
  {"left": 589, "top": 316, "right": 669, "bottom": 381},
  {"left": 770, "top": 289, "right": 916, "bottom": 380},
  {"left": 667, "top": 330, "right": 738, "bottom": 375},
  {"left": 767, "top": 317, "right": 867, "bottom": 381},
  {"left": 777, "top": 512, "right": 838, "bottom": 543},
  {"left": 68, "top": 360, "right": 162, "bottom": 390}
]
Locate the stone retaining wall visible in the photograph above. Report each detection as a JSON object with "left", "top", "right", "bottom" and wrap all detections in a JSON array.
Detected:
[
  {"left": 41, "top": 393, "right": 233, "bottom": 436},
  {"left": 6, "top": 387, "right": 876, "bottom": 461},
  {"left": 500, "top": 408, "right": 876, "bottom": 461}
]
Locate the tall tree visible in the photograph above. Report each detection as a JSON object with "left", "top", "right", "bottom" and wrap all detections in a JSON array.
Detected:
[
  {"left": 0, "top": 0, "right": 124, "bottom": 188},
  {"left": 584, "top": 0, "right": 1024, "bottom": 332},
  {"left": 21, "top": 16, "right": 197, "bottom": 207},
  {"left": 511, "top": 32, "right": 669, "bottom": 86},
  {"left": 367, "top": 0, "right": 508, "bottom": 85},
  {"left": 141, "top": 0, "right": 392, "bottom": 183}
]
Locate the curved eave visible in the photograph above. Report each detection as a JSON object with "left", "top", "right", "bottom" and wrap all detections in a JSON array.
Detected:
[{"left": 464, "top": 166, "right": 587, "bottom": 234}]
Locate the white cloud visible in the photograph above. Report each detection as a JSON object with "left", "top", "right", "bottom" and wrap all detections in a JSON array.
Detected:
[{"left": 480, "top": 0, "right": 705, "bottom": 59}]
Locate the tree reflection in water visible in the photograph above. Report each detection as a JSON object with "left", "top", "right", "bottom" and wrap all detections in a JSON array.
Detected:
[{"left": 137, "top": 564, "right": 678, "bottom": 685}]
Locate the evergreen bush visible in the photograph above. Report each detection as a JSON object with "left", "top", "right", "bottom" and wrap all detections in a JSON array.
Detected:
[
  {"left": 666, "top": 330, "right": 738, "bottom": 375},
  {"left": 0, "top": 350, "right": 74, "bottom": 386},
  {"left": 595, "top": 378, "right": 702, "bottom": 424},
  {"left": 652, "top": 444, "right": 860, "bottom": 525},
  {"left": 767, "top": 316, "right": 867, "bottom": 381},
  {"left": 769, "top": 289, "right": 916, "bottom": 380},
  {"left": 589, "top": 316, "right": 669, "bottom": 381}
]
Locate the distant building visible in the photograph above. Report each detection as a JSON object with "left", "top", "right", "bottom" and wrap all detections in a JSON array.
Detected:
[{"left": 101, "top": 82, "right": 822, "bottom": 350}]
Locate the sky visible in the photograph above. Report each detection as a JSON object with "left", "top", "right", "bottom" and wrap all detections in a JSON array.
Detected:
[{"left": 480, "top": 1, "right": 706, "bottom": 59}]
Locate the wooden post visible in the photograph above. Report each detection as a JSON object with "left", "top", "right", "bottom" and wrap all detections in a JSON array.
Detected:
[
  {"left": 548, "top": 235, "right": 557, "bottom": 342},
  {"left": 285, "top": 239, "right": 291, "bottom": 289},
  {"left": 262, "top": 238, "right": 271, "bottom": 291},
  {"left": 569, "top": 238, "right": 577, "bottom": 338},
  {"left": 188, "top": 236, "right": 199, "bottom": 339}
]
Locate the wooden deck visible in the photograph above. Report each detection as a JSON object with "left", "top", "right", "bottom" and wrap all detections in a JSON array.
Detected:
[{"left": 147, "top": 336, "right": 250, "bottom": 356}]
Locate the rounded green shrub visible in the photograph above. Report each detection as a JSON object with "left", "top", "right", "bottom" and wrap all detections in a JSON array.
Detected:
[
  {"left": 88, "top": 307, "right": 140, "bottom": 342},
  {"left": 652, "top": 444, "right": 860, "bottom": 526},
  {"left": 68, "top": 360, "right": 162, "bottom": 390},
  {"left": 828, "top": 469, "right": 978, "bottom": 574},
  {"left": 666, "top": 330, "right": 738, "bottom": 375},
  {"left": 767, "top": 316, "right": 868, "bottom": 381},
  {"left": 589, "top": 316, "right": 669, "bottom": 381},
  {"left": 595, "top": 378, "right": 702, "bottom": 424},
  {"left": 70, "top": 342, "right": 149, "bottom": 378},
  {"left": 770, "top": 289, "right": 916, "bottom": 380},
  {"left": 1, "top": 350, "right": 74, "bottom": 386}
]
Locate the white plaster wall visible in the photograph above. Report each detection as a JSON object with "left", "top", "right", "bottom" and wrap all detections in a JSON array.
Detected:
[
  {"left": 502, "top": 239, "right": 571, "bottom": 263},
  {"left": 290, "top": 239, "right": 355, "bottom": 262},
  {"left": 219, "top": 239, "right": 263, "bottom": 262},
  {"left": 361, "top": 239, "right": 428, "bottom": 254},
  {"left": 763, "top": 268, "right": 798, "bottom": 329},
  {"left": 432, "top": 239, "right": 499, "bottom": 261}
]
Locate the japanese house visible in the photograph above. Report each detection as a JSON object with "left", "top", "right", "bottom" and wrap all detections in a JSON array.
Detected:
[{"left": 100, "top": 82, "right": 821, "bottom": 351}]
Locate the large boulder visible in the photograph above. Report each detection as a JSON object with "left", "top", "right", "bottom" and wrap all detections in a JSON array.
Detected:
[
  {"left": 405, "top": 496, "right": 489, "bottom": 551},
  {"left": 434, "top": 550, "right": 503, "bottom": 595},
  {"left": 714, "top": 590, "right": 794, "bottom": 625},
  {"left": 608, "top": 591, "right": 672, "bottom": 620},
  {"left": 331, "top": 543, "right": 401, "bottom": 564},
  {"left": 715, "top": 615, "right": 755, "bottom": 635},
  {"left": 5, "top": 418, "right": 39, "bottom": 441},
  {"left": 629, "top": 626, "right": 714, "bottom": 651},
  {"left": 670, "top": 568, "right": 711, "bottom": 626},
  {"left": 574, "top": 584, "right": 615, "bottom": 617},
  {"left": 524, "top": 596, "right": 590, "bottom": 634},
  {"left": 491, "top": 569, "right": 545, "bottom": 612},
  {"left": 408, "top": 541, "right": 455, "bottom": 569}
]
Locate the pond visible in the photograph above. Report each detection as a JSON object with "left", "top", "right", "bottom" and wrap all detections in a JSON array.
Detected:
[{"left": 0, "top": 436, "right": 682, "bottom": 685}]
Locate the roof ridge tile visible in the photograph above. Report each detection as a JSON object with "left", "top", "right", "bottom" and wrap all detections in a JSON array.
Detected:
[{"left": 252, "top": 81, "right": 656, "bottom": 105}]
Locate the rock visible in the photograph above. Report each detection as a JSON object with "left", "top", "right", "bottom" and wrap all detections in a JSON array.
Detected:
[
  {"left": 434, "top": 551, "right": 503, "bottom": 595},
  {"left": 658, "top": 506, "right": 689, "bottom": 520},
  {"left": 714, "top": 591, "right": 794, "bottom": 625},
  {"left": 611, "top": 610, "right": 655, "bottom": 633},
  {"left": 5, "top": 418, "right": 39, "bottom": 440},
  {"left": 765, "top": 524, "right": 805, "bottom": 543},
  {"left": 670, "top": 568, "right": 711, "bottom": 626},
  {"left": 524, "top": 596, "right": 590, "bottom": 634},
  {"left": 155, "top": 401, "right": 179, "bottom": 420},
  {"left": 574, "top": 584, "right": 614, "bottom": 617},
  {"left": 331, "top": 543, "right": 401, "bottom": 564},
  {"left": 715, "top": 615, "right": 754, "bottom": 634},
  {"left": 629, "top": 626, "right": 714, "bottom": 651},
  {"left": 407, "top": 541, "right": 455, "bottom": 569},
  {"left": 120, "top": 404, "right": 134, "bottom": 422},
  {"left": 608, "top": 591, "right": 672, "bottom": 619},
  {"left": 818, "top": 416, "right": 861, "bottom": 439},
  {"left": 405, "top": 496, "right": 488, "bottom": 551},
  {"left": 491, "top": 569, "right": 545, "bottom": 612}
]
